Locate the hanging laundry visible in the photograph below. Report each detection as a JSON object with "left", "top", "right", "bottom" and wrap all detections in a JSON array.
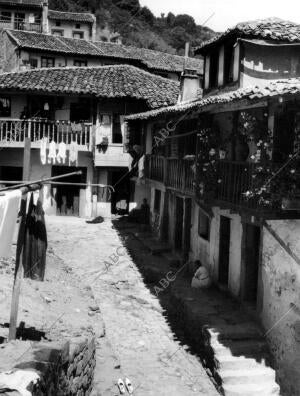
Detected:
[
  {"left": 57, "top": 141, "right": 67, "bottom": 164},
  {"left": 69, "top": 141, "right": 79, "bottom": 166},
  {"left": 48, "top": 140, "right": 57, "bottom": 164},
  {"left": 0, "top": 189, "right": 22, "bottom": 258},
  {"left": 23, "top": 193, "right": 47, "bottom": 281},
  {"left": 40, "top": 137, "right": 48, "bottom": 165}
]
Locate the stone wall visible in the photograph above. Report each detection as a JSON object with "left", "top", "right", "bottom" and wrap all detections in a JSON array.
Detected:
[{"left": 13, "top": 337, "right": 96, "bottom": 395}]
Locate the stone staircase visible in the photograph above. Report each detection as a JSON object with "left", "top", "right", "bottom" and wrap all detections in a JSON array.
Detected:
[
  {"left": 115, "top": 222, "right": 282, "bottom": 396},
  {"left": 203, "top": 326, "right": 281, "bottom": 396}
]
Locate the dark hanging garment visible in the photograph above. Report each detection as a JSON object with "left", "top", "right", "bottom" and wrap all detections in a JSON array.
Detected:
[{"left": 23, "top": 194, "right": 47, "bottom": 281}]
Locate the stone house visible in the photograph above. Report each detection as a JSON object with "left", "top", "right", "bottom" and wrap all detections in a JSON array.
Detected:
[
  {"left": 0, "top": 28, "right": 202, "bottom": 80},
  {"left": 0, "top": 0, "right": 96, "bottom": 40},
  {"left": 125, "top": 18, "right": 300, "bottom": 395},
  {"left": 0, "top": 64, "right": 179, "bottom": 218}
]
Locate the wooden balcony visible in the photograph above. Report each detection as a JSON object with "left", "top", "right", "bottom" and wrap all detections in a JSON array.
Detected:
[
  {"left": 144, "top": 154, "right": 195, "bottom": 194},
  {"left": 0, "top": 19, "right": 42, "bottom": 32},
  {"left": 0, "top": 119, "right": 93, "bottom": 151}
]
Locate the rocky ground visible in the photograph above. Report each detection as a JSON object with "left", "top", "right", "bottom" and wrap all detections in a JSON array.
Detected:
[
  {"left": 47, "top": 216, "right": 218, "bottom": 396},
  {"left": 0, "top": 215, "right": 218, "bottom": 395}
]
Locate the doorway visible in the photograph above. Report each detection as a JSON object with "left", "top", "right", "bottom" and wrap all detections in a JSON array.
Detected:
[
  {"left": 110, "top": 168, "right": 130, "bottom": 215},
  {"left": 0, "top": 166, "right": 23, "bottom": 185},
  {"left": 242, "top": 224, "right": 260, "bottom": 303},
  {"left": 51, "top": 166, "right": 87, "bottom": 216},
  {"left": 219, "top": 216, "right": 231, "bottom": 286},
  {"left": 174, "top": 196, "right": 184, "bottom": 250}
]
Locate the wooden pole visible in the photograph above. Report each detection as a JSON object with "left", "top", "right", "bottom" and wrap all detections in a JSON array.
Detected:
[{"left": 8, "top": 137, "right": 31, "bottom": 341}]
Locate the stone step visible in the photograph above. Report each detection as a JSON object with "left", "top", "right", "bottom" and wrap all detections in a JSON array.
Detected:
[
  {"left": 222, "top": 382, "right": 280, "bottom": 396},
  {"left": 207, "top": 338, "right": 269, "bottom": 357},
  {"left": 214, "top": 355, "right": 268, "bottom": 371},
  {"left": 217, "top": 366, "right": 276, "bottom": 385},
  {"left": 203, "top": 324, "right": 263, "bottom": 342}
]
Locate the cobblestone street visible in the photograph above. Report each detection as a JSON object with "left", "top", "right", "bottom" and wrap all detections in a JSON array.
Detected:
[{"left": 47, "top": 216, "right": 218, "bottom": 396}]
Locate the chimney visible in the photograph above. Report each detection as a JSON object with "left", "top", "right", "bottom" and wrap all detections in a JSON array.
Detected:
[
  {"left": 178, "top": 68, "right": 200, "bottom": 103},
  {"left": 42, "top": 0, "right": 49, "bottom": 34}
]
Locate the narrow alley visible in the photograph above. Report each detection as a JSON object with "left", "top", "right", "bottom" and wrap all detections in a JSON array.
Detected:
[{"left": 47, "top": 216, "right": 219, "bottom": 396}]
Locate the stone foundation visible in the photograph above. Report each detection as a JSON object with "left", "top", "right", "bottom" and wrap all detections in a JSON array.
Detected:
[{"left": 6, "top": 337, "right": 96, "bottom": 396}]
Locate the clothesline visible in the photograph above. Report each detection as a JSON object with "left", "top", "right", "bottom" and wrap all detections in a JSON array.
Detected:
[
  {"left": 0, "top": 171, "right": 83, "bottom": 192},
  {"left": 0, "top": 180, "right": 115, "bottom": 192}
]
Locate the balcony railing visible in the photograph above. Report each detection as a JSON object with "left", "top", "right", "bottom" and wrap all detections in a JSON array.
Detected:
[
  {"left": 0, "top": 20, "right": 42, "bottom": 32},
  {"left": 145, "top": 154, "right": 165, "bottom": 183},
  {"left": 144, "top": 154, "right": 195, "bottom": 194},
  {"left": 215, "top": 160, "right": 257, "bottom": 209},
  {"left": 0, "top": 119, "right": 92, "bottom": 151}
]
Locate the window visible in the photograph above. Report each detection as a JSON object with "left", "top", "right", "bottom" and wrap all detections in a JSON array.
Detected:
[
  {"left": 73, "top": 59, "right": 87, "bottom": 67},
  {"left": 112, "top": 114, "right": 123, "bottom": 144},
  {"left": 224, "top": 44, "right": 234, "bottom": 84},
  {"left": 52, "top": 29, "right": 64, "bottom": 36},
  {"left": 0, "top": 97, "right": 11, "bottom": 117},
  {"left": 75, "top": 23, "right": 81, "bottom": 29},
  {"left": 55, "top": 21, "right": 61, "bottom": 27},
  {"left": 209, "top": 50, "right": 219, "bottom": 89},
  {"left": 154, "top": 189, "right": 161, "bottom": 213},
  {"left": 29, "top": 58, "right": 38, "bottom": 68},
  {"left": 41, "top": 57, "right": 55, "bottom": 68},
  {"left": 1, "top": 11, "right": 11, "bottom": 22},
  {"left": 73, "top": 31, "right": 84, "bottom": 39},
  {"left": 198, "top": 210, "right": 210, "bottom": 240}
]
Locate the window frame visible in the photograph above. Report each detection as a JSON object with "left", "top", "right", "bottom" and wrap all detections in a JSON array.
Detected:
[
  {"left": 41, "top": 57, "right": 55, "bottom": 68},
  {"left": 72, "top": 31, "right": 84, "bottom": 39},
  {"left": 0, "top": 11, "right": 12, "bottom": 22},
  {"left": 0, "top": 96, "right": 11, "bottom": 117},
  {"left": 51, "top": 29, "right": 64, "bottom": 37},
  {"left": 73, "top": 59, "right": 87, "bottom": 67}
]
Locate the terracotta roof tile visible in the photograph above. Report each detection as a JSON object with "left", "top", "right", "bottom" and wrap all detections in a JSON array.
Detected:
[
  {"left": 48, "top": 10, "right": 95, "bottom": 24},
  {"left": 196, "top": 18, "right": 300, "bottom": 53},
  {"left": 0, "top": 0, "right": 42, "bottom": 7},
  {"left": 125, "top": 78, "right": 300, "bottom": 120},
  {"left": 6, "top": 30, "right": 203, "bottom": 74},
  {"left": 0, "top": 65, "right": 179, "bottom": 109}
]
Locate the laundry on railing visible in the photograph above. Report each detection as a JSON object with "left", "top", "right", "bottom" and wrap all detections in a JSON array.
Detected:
[
  {"left": 40, "top": 137, "right": 48, "bottom": 165},
  {"left": 48, "top": 140, "right": 57, "bottom": 164},
  {"left": 69, "top": 141, "right": 79, "bottom": 166},
  {"left": 57, "top": 142, "right": 67, "bottom": 164}
]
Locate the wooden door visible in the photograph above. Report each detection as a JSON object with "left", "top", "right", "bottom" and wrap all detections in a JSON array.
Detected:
[
  {"left": 243, "top": 224, "right": 260, "bottom": 302},
  {"left": 218, "top": 216, "right": 231, "bottom": 285}
]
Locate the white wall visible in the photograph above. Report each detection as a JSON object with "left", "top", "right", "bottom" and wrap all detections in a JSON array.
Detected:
[
  {"left": 260, "top": 220, "right": 300, "bottom": 396},
  {"left": 189, "top": 205, "right": 243, "bottom": 297},
  {"left": 48, "top": 20, "right": 91, "bottom": 40}
]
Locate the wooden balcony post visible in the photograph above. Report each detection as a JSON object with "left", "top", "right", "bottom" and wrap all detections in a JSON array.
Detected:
[
  {"left": 163, "top": 157, "right": 168, "bottom": 184},
  {"left": 27, "top": 120, "right": 32, "bottom": 140}
]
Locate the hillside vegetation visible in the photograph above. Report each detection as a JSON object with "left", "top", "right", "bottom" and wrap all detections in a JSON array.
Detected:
[{"left": 49, "top": 0, "right": 216, "bottom": 55}]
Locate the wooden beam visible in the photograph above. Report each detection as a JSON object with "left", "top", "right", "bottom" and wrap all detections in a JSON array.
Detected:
[{"left": 9, "top": 136, "right": 31, "bottom": 341}]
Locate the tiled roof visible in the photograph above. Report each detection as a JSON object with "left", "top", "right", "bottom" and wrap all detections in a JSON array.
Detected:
[
  {"left": 0, "top": 0, "right": 42, "bottom": 7},
  {"left": 196, "top": 18, "right": 300, "bottom": 53},
  {"left": 0, "top": 65, "right": 179, "bottom": 109},
  {"left": 125, "top": 78, "right": 300, "bottom": 121},
  {"left": 48, "top": 10, "right": 95, "bottom": 24},
  {"left": 6, "top": 30, "right": 203, "bottom": 74}
]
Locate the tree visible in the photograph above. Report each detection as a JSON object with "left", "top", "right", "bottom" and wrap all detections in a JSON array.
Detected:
[{"left": 140, "top": 6, "right": 155, "bottom": 26}]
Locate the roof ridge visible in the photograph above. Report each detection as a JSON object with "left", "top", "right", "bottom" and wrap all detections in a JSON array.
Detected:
[{"left": 48, "top": 9, "right": 94, "bottom": 16}]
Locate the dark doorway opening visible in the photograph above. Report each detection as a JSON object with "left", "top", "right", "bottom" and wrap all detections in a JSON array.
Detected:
[
  {"left": 0, "top": 166, "right": 23, "bottom": 185},
  {"left": 110, "top": 168, "right": 130, "bottom": 215},
  {"left": 174, "top": 196, "right": 184, "bottom": 250},
  {"left": 242, "top": 224, "right": 260, "bottom": 303},
  {"left": 51, "top": 166, "right": 87, "bottom": 216},
  {"left": 219, "top": 216, "right": 231, "bottom": 286}
]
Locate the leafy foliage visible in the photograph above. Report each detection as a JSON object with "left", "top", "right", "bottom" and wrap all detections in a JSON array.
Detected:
[{"left": 48, "top": 0, "right": 216, "bottom": 54}]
